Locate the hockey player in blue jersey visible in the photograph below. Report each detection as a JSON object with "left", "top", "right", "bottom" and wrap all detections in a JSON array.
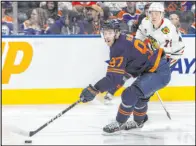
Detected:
[{"left": 79, "top": 19, "right": 171, "bottom": 134}]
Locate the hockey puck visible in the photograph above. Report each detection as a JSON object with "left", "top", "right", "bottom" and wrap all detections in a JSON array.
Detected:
[{"left": 24, "top": 140, "right": 32, "bottom": 144}]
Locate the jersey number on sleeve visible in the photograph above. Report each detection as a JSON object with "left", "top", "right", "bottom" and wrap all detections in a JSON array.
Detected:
[{"left": 109, "top": 57, "right": 123, "bottom": 67}]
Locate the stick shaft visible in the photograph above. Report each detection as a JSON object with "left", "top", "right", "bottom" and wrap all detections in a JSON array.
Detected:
[
  {"left": 29, "top": 99, "right": 81, "bottom": 137},
  {"left": 155, "top": 91, "right": 171, "bottom": 120}
]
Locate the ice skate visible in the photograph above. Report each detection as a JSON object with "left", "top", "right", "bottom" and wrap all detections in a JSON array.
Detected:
[
  {"left": 103, "top": 121, "right": 125, "bottom": 135},
  {"left": 124, "top": 115, "right": 148, "bottom": 130}
]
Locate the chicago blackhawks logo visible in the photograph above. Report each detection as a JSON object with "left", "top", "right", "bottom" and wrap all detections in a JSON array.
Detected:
[{"left": 161, "top": 26, "right": 170, "bottom": 34}]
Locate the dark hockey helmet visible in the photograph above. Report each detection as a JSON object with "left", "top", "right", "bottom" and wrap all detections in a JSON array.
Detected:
[{"left": 102, "top": 19, "right": 120, "bottom": 31}]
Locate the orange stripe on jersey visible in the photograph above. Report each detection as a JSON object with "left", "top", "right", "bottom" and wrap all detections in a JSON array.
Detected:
[
  {"left": 119, "top": 107, "right": 132, "bottom": 116},
  {"left": 108, "top": 67, "right": 124, "bottom": 71},
  {"left": 107, "top": 68, "right": 125, "bottom": 74},
  {"left": 117, "top": 10, "right": 125, "bottom": 19},
  {"left": 87, "top": 87, "right": 99, "bottom": 95},
  {"left": 107, "top": 69, "right": 124, "bottom": 74},
  {"left": 133, "top": 111, "right": 146, "bottom": 116},
  {"left": 135, "top": 9, "right": 141, "bottom": 15},
  {"left": 149, "top": 48, "right": 163, "bottom": 72},
  {"left": 2, "top": 16, "right": 13, "bottom": 23}
]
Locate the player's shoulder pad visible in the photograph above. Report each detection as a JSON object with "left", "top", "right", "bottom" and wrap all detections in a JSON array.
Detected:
[
  {"left": 162, "top": 18, "right": 176, "bottom": 34},
  {"left": 142, "top": 16, "right": 150, "bottom": 23}
]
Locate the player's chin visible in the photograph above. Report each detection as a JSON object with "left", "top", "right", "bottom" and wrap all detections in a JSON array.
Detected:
[{"left": 105, "top": 40, "right": 113, "bottom": 47}]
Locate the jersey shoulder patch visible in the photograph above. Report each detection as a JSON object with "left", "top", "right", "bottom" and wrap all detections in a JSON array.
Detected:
[
  {"left": 161, "top": 26, "right": 170, "bottom": 34},
  {"left": 145, "top": 16, "right": 149, "bottom": 20}
]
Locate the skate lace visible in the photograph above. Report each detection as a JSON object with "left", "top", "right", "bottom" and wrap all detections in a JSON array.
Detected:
[
  {"left": 107, "top": 122, "right": 120, "bottom": 130},
  {"left": 126, "top": 121, "right": 137, "bottom": 129}
]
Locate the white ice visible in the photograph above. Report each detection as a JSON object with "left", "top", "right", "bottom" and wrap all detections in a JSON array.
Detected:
[{"left": 2, "top": 98, "right": 195, "bottom": 145}]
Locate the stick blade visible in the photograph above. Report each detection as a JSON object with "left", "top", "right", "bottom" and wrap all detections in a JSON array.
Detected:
[
  {"left": 166, "top": 111, "right": 171, "bottom": 120},
  {"left": 29, "top": 131, "right": 35, "bottom": 137},
  {"left": 10, "top": 126, "right": 30, "bottom": 137}
]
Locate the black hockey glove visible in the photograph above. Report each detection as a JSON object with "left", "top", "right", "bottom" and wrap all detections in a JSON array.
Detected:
[{"left": 80, "top": 84, "right": 99, "bottom": 103}]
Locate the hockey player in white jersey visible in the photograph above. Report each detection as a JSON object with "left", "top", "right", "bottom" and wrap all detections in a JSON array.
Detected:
[
  {"left": 103, "top": 2, "right": 185, "bottom": 105},
  {"left": 136, "top": 2, "right": 185, "bottom": 66}
]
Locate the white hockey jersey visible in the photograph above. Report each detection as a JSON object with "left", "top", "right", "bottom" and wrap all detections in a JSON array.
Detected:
[{"left": 136, "top": 17, "right": 185, "bottom": 66}]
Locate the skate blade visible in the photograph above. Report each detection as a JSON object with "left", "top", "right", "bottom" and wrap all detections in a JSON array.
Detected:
[{"left": 102, "top": 130, "right": 121, "bottom": 136}]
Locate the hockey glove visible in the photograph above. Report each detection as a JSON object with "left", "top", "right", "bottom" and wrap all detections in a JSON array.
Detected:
[{"left": 80, "top": 84, "right": 99, "bottom": 103}]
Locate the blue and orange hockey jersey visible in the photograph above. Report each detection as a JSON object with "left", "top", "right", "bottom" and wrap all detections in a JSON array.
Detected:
[
  {"left": 94, "top": 34, "right": 164, "bottom": 93},
  {"left": 2, "top": 15, "right": 13, "bottom": 35}
]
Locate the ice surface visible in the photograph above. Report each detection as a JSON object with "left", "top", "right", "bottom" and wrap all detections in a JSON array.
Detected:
[{"left": 2, "top": 98, "right": 195, "bottom": 145}]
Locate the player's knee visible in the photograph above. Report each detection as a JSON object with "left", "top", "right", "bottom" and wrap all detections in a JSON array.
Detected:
[
  {"left": 121, "top": 85, "right": 144, "bottom": 106},
  {"left": 160, "top": 60, "right": 171, "bottom": 86},
  {"left": 163, "top": 72, "right": 171, "bottom": 87},
  {"left": 135, "top": 98, "right": 148, "bottom": 109}
]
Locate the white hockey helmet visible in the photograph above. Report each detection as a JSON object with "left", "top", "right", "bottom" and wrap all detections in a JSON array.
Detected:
[
  {"left": 148, "top": 2, "right": 165, "bottom": 25},
  {"left": 148, "top": 2, "right": 164, "bottom": 12}
]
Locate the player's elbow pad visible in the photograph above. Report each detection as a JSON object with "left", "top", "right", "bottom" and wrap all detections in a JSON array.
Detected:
[{"left": 107, "top": 74, "right": 124, "bottom": 89}]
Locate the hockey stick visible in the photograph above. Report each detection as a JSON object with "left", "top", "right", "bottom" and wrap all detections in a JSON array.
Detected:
[
  {"left": 12, "top": 99, "right": 81, "bottom": 137},
  {"left": 29, "top": 99, "right": 81, "bottom": 137},
  {"left": 155, "top": 91, "right": 171, "bottom": 120}
]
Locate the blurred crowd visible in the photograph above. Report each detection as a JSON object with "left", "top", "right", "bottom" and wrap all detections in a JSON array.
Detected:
[{"left": 2, "top": 1, "right": 196, "bottom": 35}]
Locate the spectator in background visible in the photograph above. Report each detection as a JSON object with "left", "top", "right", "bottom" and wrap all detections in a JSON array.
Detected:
[
  {"left": 72, "top": 2, "right": 87, "bottom": 21},
  {"left": 116, "top": 2, "right": 141, "bottom": 35},
  {"left": 46, "top": 9, "right": 80, "bottom": 34},
  {"left": 169, "top": 12, "right": 187, "bottom": 34},
  {"left": 20, "top": 8, "right": 48, "bottom": 35},
  {"left": 79, "top": 3, "right": 103, "bottom": 34},
  {"left": 188, "top": 21, "right": 195, "bottom": 34},
  {"left": 101, "top": 6, "right": 116, "bottom": 21},
  {"left": 18, "top": 2, "right": 40, "bottom": 24},
  {"left": 103, "top": 2, "right": 126, "bottom": 16},
  {"left": 165, "top": 2, "right": 182, "bottom": 13},
  {"left": 164, "top": 1, "right": 194, "bottom": 17},
  {"left": 135, "top": 3, "right": 151, "bottom": 31},
  {"left": 44, "top": 2, "right": 59, "bottom": 20},
  {"left": 188, "top": 4, "right": 196, "bottom": 34},
  {"left": 40, "top": 1, "right": 59, "bottom": 27},
  {"left": 136, "top": 2, "right": 148, "bottom": 12},
  {"left": 117, "top": 2, "right": 141, "bottom": 23},
  {"left": 2, "top": 2, "right": 13, "bottom": 35},
  {"left": 181, "top": 1, "right": 194, "bottom": 12},
  {"left": 182, "top": 10, "right": 195, "bottom": 34},
  {"left": 57, "top": 2, "right": 69, "bottom": 17}
]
